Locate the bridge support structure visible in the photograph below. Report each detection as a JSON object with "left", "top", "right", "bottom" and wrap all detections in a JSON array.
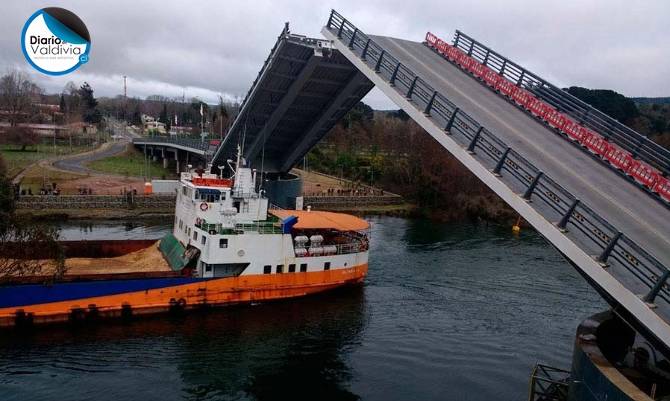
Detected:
[{"left": 212, "top": 23, "right": 373, "bottom": 174}]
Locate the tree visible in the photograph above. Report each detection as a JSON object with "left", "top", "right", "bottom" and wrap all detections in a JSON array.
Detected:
[
  {"left": 0, "top": 154, "right": 6, "bottom": 178},
  {"left": 79, "top": 82, "right": 101, "bottom": 124},
  {"left": 390, "top": 109, "right": 410, "bottom": 121},
  {"left": 159, "top": 103, "right": 171, "bottom": 131},
  {"left": 59, "top": 93, "right": 66, "bottom": 114},
  {"left": 0, "top": 155, "right": 64, "bottom": 282},
  {"left": 0, "top": 70, "right": 42, "bottom": 126},
  {"left": 131, "top": 102, "right": 142, "bottom": 126},
  {"left": 567, "top": 86, "right": 639, "bottom": 124},
  {"left": 1, "top": 126, "right": 39, "bottom": 151},
  {"left": 0, "top": 215, "right": 65, "bottom": 282},
  {"left": 343, "top": 102, "right": 374, "bottom": 128}
]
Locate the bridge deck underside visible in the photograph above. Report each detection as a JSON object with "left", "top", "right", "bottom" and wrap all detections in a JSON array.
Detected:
[
  {"left": 216, "top": 38, "right": 373, "bottom": 172},
  {"left": 369, "top": 35, "right": 669, "bottom": 269}
]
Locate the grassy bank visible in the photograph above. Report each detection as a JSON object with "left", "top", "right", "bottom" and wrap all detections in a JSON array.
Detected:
[
  {"left": 1, "top": 143, "right": 96, "bottom": 178},
  {"left": 86, "top": 147, "right": 176, "bottom": 179}
]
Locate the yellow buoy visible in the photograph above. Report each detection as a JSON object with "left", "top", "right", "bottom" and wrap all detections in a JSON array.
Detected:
[{"left": 512, "top": 216, "right": 521, "bottom": 234}]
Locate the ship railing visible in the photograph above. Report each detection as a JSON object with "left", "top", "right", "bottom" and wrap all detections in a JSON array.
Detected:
[
  {"left": 299, "top": 242, "right": 367, "bottom": 257},
  {"left": 528, "top": 364, "right": 570, "bottom": 401},
  {"left": 231, "top": 190, "right": 262, "bottom": 199},
  {"left": 335, "top": 242, "right": 367, "bottom": 255},
  {"left": 197, "top": 221, "right": 283, "bottom": 235},
  {"left": 235, "top": 222, "right": 283, "bottom": 234}
]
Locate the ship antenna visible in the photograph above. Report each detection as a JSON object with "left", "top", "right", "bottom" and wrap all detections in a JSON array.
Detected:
[{"left": 234, "top": 144, "right": 242, "bottom": 177}]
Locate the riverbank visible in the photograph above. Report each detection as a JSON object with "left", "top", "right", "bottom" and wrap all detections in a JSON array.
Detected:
[
  {"left": 15, "top": 203, "right": 415, "bottom": 221},
  {"left": 16, "top": 208, "right": 175, "bottom": 220}
]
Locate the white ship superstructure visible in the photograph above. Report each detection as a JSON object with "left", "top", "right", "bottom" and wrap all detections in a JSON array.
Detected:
[{"left": 172, "top": 157, "right": 370, "bottom": 281}]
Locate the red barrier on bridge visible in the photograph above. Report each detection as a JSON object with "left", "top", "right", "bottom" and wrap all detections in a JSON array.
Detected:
[
  {"left": 424, "top": 31, "right": 670, "bottom": 204},
  {"left": 629, "top": 160, "right": 660, "bottom": 189},
  {"left": 581, "top": 131, "right": 610, "bottom": 156},
  {"left": 563, "top": 121, "right": 590, "bottom": 143},
  {"left": 546, "top": 110, "right": 570, "bottom": 131},
  {"left": 654, "top": 178, "right": 670, "bottom": 200},
  {"left": 604, "top": 144, "right": 634, "bottom": 172},
  {"left": 496, "top": 78, "right": 517, "bottom": 97},
  {"left": 512, "top": 88, "right": 533, "bottom": 108}
]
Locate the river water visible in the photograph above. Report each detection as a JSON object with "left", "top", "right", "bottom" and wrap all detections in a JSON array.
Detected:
[{"left": 0, "top": 217, "right": 605, "bottom": 401}]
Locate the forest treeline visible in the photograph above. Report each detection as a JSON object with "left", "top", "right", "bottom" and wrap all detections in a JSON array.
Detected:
[{"left": 567, "top": 87, "right": 670, "bottom": 148}]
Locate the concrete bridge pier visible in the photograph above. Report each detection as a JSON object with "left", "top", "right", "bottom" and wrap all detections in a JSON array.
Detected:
[
  {"left": 161, "top": 148, "right": 168, "bottom": 169},
  {"left": 263, "top": 172, "right": 303, "bottom": 209}
]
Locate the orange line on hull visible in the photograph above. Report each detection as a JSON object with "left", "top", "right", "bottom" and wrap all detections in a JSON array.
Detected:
[{"left": 0, "top": 264, "right": 367, "bottom": 327}]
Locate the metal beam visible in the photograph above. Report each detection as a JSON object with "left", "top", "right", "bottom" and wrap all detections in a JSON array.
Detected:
[
  {"left": 298, "top": 90, "right": 334, "bottom": 100},
  {"left": 277, "top": 54, "right": 309, "bottom": 64},
  {"left": 245, "top": 52, "right": 323, "bottom": 162},
  {"left": 279, "top": 71, "right": 371, "bottom": 171},
  {"left": 318, "top": 61, "right": 355, "bottom": 71},
  {"left": 308, "top": 77, "right": 349, "bottom": 86},
  {"left": 270, "top": 71, "right": 299, "bottom": 81}
]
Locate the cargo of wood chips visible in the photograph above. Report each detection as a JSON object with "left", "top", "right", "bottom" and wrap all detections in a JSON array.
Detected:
[{"left": 63, "top": 241, "right": 171, "bottom": 274}]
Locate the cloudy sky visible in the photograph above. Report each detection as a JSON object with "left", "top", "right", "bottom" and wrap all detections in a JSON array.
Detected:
[{"left": 2, "top": 0, "right": 668, "bottom": 109}]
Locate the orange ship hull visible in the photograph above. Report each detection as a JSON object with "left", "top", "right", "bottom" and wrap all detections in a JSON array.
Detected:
[{"left": 0, "top": 264, "right": 367, "bottom": 327}]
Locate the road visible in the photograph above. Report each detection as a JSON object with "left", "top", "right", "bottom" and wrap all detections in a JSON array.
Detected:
[
  {"left": 52, "top": 120, "right": 136, "bottom": 175},
  {"left": 370, "top": 35, "right": 670, "bottom": 267},
  {"left": 52, "top": 141, "right": 128, "bottom": 174}
]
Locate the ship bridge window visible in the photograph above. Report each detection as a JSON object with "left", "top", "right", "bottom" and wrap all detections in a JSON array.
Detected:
[
  {"left": 193, "top": 231, "right": 198, "bottom": 241},
  {"left": 276, "top": 264, "right": 284, "bottom": 274},
  {"left": 288, "top": 263, "right": 296, "bottom": 273},
  {"left": 219, "top": 238, "right": 228, "bottom": 248},
  {"left": 300, "top": 263, "right": 307, "bottom": 272},
  {"left": 324, "top": 262, "right": 331, "bottom": 271},
  {"left": 195, "top": 189, "right": 221, "bottom": 203},
  {"left": 263, "top": 265, "right": 272, "bottom": 274},
  {"left": 201, "top": 235, "right": 206, "bottom": 245}
]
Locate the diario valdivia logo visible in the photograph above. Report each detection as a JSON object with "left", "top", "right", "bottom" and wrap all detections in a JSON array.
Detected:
[{"left": 21, "top": 7, "right": 90, "bottom": 76}]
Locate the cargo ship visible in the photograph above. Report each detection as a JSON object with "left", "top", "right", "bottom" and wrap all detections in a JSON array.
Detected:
[{"left": 0, "top": 154, "right": 370, "bottom": 327}]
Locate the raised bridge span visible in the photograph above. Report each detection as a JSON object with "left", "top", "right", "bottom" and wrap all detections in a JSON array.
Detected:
[
  {"left": 319, "top": 10, "right": 670, "bottom": 351},
  {"left": 139, "top": 10, "right": 670, "bottom": 351}
]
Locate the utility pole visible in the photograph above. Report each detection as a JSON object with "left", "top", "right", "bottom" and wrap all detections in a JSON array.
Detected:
[{"left": 123, "top": 75, "right": 128, "bottom": 138}]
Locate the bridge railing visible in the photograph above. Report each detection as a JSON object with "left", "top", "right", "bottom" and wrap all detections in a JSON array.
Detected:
[
  {"left": 451, "top": 30, "right": 670, "bottom": 177},
  {"left": 326, "top": 10, "right": 670, "bottom": 309},
  {"left": 132, "top": 137, "right": 213, "bottom": 153}
]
